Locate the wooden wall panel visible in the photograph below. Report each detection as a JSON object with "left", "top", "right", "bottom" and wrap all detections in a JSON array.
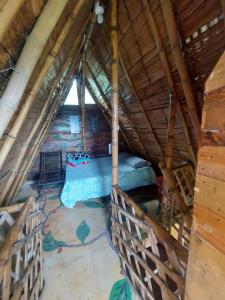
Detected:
[{"left": 185, "top": 51, "right": 225, "bottom": 300}]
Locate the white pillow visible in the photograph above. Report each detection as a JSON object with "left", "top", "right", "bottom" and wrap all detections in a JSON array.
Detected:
[{"left": 125, "top": 156, "right": 150, "bottom": 168}]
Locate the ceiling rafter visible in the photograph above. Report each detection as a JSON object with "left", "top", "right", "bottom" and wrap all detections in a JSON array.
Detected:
[
  {"left": 141, "top": 0, "right": 196, "bottom": 167},
  {"left": 89, "top": 43, "right": 148, "bottom": 159}
]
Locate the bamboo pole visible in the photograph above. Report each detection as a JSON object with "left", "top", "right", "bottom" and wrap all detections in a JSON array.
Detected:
[
  {"left": 166, "top": 91, "right": 177, "bottom": 170},
  {"left": 7, "top": 55, "right": 78, "bottom": 203},
  {"left": 90, "top": 44, "right": 149, "bottom": 159},
  {"left": 86, "top": 64, "right": 134, "bottom": 153},
  {"left": 0, "top": 0, "right": 69, "bottom": 139},
  {"left": 80, "top": 52, "right": 87, "bottom": 151},
  {"left": 159, "top": 161, "right": 192, "bottom": 229},
  {"left": 119, "top": 57, "right": 165, "bottom": 158},
  {"left": 111, "top": 0, "right": 119, "bottom": 187},
  {"left": 141, "top": 0, "right": 196, "bottom": 166},
  {"left": 0, "top": 34, "right": 84, "bottom": 203},
  {"left": 0, "top": 0, "right": 25, "bottom": 43},
  {"left": 86, "top": 80, "right": 134, "bottom": 153},
  {"left": 0, "top": 0, "right": 86, "bottom": 170},
  {"left": 160, "top": 0, "right": 200, "bottom": 143}
]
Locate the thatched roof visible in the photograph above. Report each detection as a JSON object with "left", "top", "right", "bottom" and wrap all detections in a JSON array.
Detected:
[{"left": 0, "top": 0, "right": 224, "bottom": 205}]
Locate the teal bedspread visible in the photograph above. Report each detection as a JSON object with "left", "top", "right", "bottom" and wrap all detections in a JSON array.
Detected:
[{"left": 61, "top": 155, "right": 156, "bottom": 208}]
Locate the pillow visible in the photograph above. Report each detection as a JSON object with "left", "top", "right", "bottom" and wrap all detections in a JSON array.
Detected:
[
  {"left": 118, "top": 152, "right": 131, "bottom": 160},
  {"left": 125, "top": 156, "right": 150, "bottom": 169},
  {"left": 66, "top": 151, "right": 90, "bottom": 167}
]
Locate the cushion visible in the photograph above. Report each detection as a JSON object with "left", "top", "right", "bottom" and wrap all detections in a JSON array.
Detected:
[
  {"left": 66, "top": 151, "right": 90, "bottom": 167},
  {"left": 118, "top": 152, "right": 131, "bottom": 160},
  {"left": 125, "top": 156, "right": 150, "bottom": 169}
]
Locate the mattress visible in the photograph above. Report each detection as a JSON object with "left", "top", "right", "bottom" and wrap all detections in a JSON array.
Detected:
[{"left": 61, "top": 155, "right": 156, "bottom": 208}]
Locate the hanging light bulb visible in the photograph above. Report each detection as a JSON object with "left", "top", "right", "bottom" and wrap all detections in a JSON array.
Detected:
[{"left": 95, "top": 1, "right": 104, "bottom": 24}]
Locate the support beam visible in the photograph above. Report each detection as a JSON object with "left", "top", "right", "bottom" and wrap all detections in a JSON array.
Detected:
[
  {"left": 119, "top": 57, "right": 165, "bottom": 157},
  {"left": 0, "top": 0, "right": 25, "bottom": 43},
  {"left": 90, "top": 44, "right": 149, "bottom": 159},
  {"left": 166, "top": 92, "right": 177, "bottom": 170},
  {"left": 7, "top": 69, "right": 75, "bottom": 203},
  {"left": 80, "top": 53, "right": 87, "bottom": 151},
  {"left": 86, "top": 80, "right": 133, "bottom": 153},
  {"left": 160, "top": 0, "right": 201, "bottom": 143},
  {"left": 141, "top": 0, "right": 196, "bottom": 166},
  {"left": 0, "top": 33, "right": 83, "bottom": 204},
  {"left": 86, "top": 64, "right": 134, "bottom": 153},
  {"left": 0, "top": 0, "right": 69, "bottom": 138},
  {"left": 0, "top": 0, "right": 87, "bottom": 170}
]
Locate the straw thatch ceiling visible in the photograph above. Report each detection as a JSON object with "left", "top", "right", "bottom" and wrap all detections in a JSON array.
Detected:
[{"left": 0, "top": 0, "right": 224, "bottom": 205}]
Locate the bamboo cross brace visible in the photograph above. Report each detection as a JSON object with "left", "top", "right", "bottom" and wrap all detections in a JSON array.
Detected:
[
  {"left": 0, "top": 0, "right": 86, "bottom": 171},
  {"left": 141, "top": 0, "right": 197, "bottom": 166},
  {"left": 160, "top": 0, "right": 200, "bottom": 143},
  {"left": 6, "top": 59, "right": 77, "bottom": 202},
  {"left": 0, "top": 34, "right": 84, "bottom": 204},
  {"left": 86, "top": 79, "right": 134, "bottom": 153},
  {"left": 86, "top": 62, "right": 134, "bottom": 152},
  {"left": 89, "top": 44, "right": 150, "bottom": 160}
]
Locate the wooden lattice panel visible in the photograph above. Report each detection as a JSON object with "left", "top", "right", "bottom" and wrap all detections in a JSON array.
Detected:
[
  {"left": 111, "top": 187, "right": 188, "bottom": 300},
  {"left": 172, "top": 165, "right": 195, "bottom": 207},
  {"left": 0, "top": 198, "right": 44, "bottom": 299}
]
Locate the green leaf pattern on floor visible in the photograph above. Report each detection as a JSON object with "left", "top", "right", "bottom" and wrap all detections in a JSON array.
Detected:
[
  {"left": 42, "top": 232, "right": 66, "bottom": 251},
  {"left": 109, "top": 279, "right": 132, "bottom": 300},
  {"left": 76, "top": 220, "right": 91, "bottom": 243}
]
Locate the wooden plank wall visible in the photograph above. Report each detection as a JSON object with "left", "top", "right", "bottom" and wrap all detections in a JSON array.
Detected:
[
  {"left": 28, "top": 104, "right": 127, "bottom": 179},
  {"left": 185, "top": 51, "right": 225, "bottom": 300}
]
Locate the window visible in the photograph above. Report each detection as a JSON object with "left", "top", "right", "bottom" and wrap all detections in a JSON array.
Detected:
[
  {"left": 64, "top": 79, "right": 95, "bottom": 105},
  {"left": 64, "top": 80, "right": 79, "bottom": 105}
]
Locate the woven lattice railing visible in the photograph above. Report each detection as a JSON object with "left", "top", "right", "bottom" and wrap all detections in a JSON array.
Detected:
[
  {"left": 0, "top": 197, "right": 44, "bottom": 299},
  {"left": 111, "top": 187, "right": 188, "bottom": 300}
]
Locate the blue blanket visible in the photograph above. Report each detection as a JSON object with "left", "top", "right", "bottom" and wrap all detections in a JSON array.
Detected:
[{"left": 61, "top": 155, "right": 156, "bottom": 208}]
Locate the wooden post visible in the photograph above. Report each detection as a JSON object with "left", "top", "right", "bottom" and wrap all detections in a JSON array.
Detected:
[
  {"left": 86, "top": 63, "right": 134, "bottom": 153},
  {"left": 90, "top": 44, "right": 149, "bottom": 159},
  {"left": 80, "top": 52, "right": 87, "bottom": 151},
  {"left": 0, "top": 0, "right": 69, "bottom": 139},
  {"left": 111, "top": 0, "right": 119, "bottom": 186},
  {"left": 119, "top": 57, "right": 165, "bottom": 158},
  {"left": 0, "top": 34, "right": 83, "bottom": 203},
  {"left": 166, "top": 91, "right": 177, "bottom": 170},
  {"left": 7, "top": 74, "right": 74, "bottom": 202},
  {"left": 141, "top": 0, "right": 196, "bottom": 166},
  {"left": 0, "top": 0, "right": 86, "bottom": 170},
  {"left": 160, "top": 0, "right": 200, "bottom": 143}
]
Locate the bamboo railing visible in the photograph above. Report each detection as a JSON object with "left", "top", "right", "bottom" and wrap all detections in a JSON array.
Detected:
[
  {"left": 0, "top": 197, "right": 44, "bottom": 299},
  {"left": 159, "top": 161, "right": 195, "bottom": 247},
  {"left": 111, "top": 187, "right": 188, "bottom": 300}
]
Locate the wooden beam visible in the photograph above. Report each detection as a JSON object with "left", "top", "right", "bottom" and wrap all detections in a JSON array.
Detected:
[
  {"left": 80, "top": 53, "right": 87, "bottom": 151},
  {"left": 86, "top": 80, "right": 133, "bottom": 153},
  {"left": 86, "top": 63, "right": 134, "bottom": 153},
  {"left": 7, "top": 71, "right": 75, "bottom": 203},
  {"left": 160, "top": 0, "right": 200, "bottom": 143},
  {"left": 119, "top": 57, "right": 165, "bottom": 157},
  {"left": 90, "top": 44, "right": 149, "bottom": 159},
  {"left": 166, "top": 91, "right": 177, "bottom": 170},
  {"left": 0, "top": 0, "right": 25, "bottom": 43},
  {"left": 0, "top": 0, "right": 87, "bottom": 170},
  {"left": 0, "top": 33, "right": 83, "bottom": 204},
  {"left": 0, "top": 0, "right": 69, "bottom": 139},
  {"left": 141, "top": 0, "right": 196, "bottom": 166}
]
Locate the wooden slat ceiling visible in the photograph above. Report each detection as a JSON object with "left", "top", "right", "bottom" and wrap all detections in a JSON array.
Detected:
[{"left": 0, "top": 0, "right": 224, "bottom": 205}]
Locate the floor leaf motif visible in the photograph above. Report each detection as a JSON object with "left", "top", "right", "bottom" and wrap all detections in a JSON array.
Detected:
[
  {"left": 76, "top": 220, "right": 91, "bottom": 244},
  {"left": 109, "top": 279, "right": 132, "bottom": 300},
  {"left": 42, "top": 232, "right": 66, "bottom": 252}
]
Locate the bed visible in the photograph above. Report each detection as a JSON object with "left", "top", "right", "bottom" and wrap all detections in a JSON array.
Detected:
[{"left": 61, "top": 153, "right": 156, "bottom": 208}]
